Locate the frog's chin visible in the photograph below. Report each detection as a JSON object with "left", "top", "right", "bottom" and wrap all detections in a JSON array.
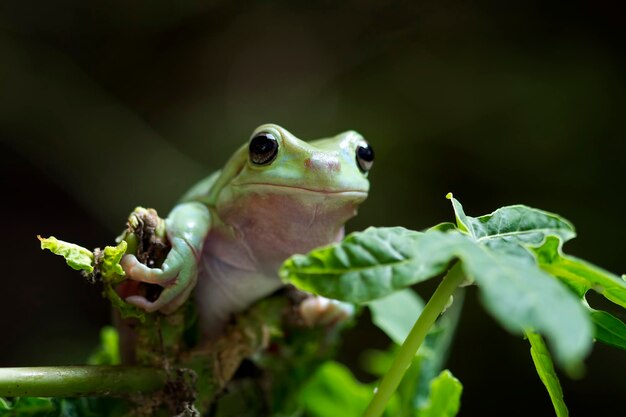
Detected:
[{"left": 232, "top": 182, "right": 368, "bottom": 198}]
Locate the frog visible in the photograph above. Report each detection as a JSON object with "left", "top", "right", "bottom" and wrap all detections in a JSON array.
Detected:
[{"left": 120, "top": 123, "right": 373, "bottom": 337}]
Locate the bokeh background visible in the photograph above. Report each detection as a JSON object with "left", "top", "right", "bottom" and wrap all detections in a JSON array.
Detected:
[{"left": 1, "top": 1, "right": 624, "bottom": 415}]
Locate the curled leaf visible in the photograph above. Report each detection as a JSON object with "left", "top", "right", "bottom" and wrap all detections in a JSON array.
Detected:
[
  {"left": 100, "top": 240, "right": 127, "bottom": 283},
  {"left": 38, "top": 235, "right": 94, "bottom": 273}
]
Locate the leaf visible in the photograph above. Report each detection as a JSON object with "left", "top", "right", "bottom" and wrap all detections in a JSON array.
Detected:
[
  {"left": 368, "top": 289, "right": 425, "bottom": 345},
  {"left": 446, "top": 193, "right": 576, "bottom": 246},
  {"left": 87, "top": 326, "right": 121, "bottom": 365},
  {"left": 526, "top": 330, "right": 569, "bottom": 417},
  {"left": 103, "top": 284, "right": 146, "bottom": 322},
  {"left": 100, "top": 241, "right": 127, "bottom": 284},
  {"left": 281, "top": 227, "right": 441, "bottom": 303},
  {"left": 283, "top": 228, "right": 592, "bottom": 368},
  {"left": 427, "top": 222, "right": 457, "bottom": 233},
  {"left": 0, "top": 397, "right": 56, "bottom": 414},
  {"left": 99, "top": 240, "right": 143, "bottom": 321},
  {"left": 297, "top": 361, "right": 398, "bottom": 417},
  {"left": 534, "top": 236, "right": 626, "bottom": 308},
  {"left": 361, "top": 348, "right": 397, "bottom": 378},
  {"left": 465, "top": 243, "right": 591, "bottom": 370},
  {"left": 589, "top": 310, "right": 626, "bottom": 350},
  {"left": 416, "top": 370, "right": 462, "bottom": 417},
  {"left": 38, "top": 236, "right": 94, "bottom": 273}
]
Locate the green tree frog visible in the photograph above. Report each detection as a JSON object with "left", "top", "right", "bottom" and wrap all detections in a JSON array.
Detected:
[{"left": 121, "top": 124, "right": 373, "bottom": 336}]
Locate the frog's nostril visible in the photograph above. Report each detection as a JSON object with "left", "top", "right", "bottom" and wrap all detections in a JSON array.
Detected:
[{"left": 304, "top": 156, "right": 341, "bottom": 173}]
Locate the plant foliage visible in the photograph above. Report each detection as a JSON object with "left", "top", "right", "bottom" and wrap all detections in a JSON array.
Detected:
[{"left": 5, "top": 195, "right": 623, "bottom": 417}]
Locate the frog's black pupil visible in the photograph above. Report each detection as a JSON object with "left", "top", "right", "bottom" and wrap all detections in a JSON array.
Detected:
[
  {"left": 249, "top": 133, "right": 279, "bottom": 165},
  {"left": 357, "top": 145, "right": 374, "bottom": 162},
  {"left": 356, "top": 143, "right": 374, "bottom": 173}
]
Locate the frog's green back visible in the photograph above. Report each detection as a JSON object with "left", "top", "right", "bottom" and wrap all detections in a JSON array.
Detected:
[{"left": 179, "top": 170, "right": 222, "bottom": 205}]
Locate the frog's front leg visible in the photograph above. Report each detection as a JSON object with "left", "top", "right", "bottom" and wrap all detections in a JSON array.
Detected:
[{"left": 121, "top": 201, "right": 211, "bottom": 314}]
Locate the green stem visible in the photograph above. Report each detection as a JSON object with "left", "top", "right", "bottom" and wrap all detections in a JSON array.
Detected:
[
  {"left": 362, "top": 263, "right": 465, "bottom": 417},
  {"left": 0, "top": 366, "right": 166, "bottom": 397}
]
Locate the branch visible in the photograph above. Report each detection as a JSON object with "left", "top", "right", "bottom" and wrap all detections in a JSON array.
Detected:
[{"left": 0, "top": 366, "right": 165, "bottom": 397}]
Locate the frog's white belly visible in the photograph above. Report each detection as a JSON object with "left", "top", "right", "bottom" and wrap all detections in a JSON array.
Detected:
[
  {"left": 195, "top": 242, "right": 283, "bottom": 338},
  {"left": 195, "top": 191, "right": 357, "bottom": 338}
]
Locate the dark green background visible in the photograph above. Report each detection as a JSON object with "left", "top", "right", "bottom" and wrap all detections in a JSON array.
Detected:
[{"left": 1, "top": 1, "right": 624, "bottom": 415}]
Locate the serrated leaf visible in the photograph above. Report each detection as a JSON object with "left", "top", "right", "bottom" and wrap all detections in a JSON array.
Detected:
[
  {"left": 282, "top": 228, "right": 592, "bottom": 368},
  {"left": 368, "top": 289, "right": 425, "bottom": 345},
  {"left": 416, "top": 370, "right": 462, "bottom": 417},
  {"left": 100, "top": 241, "right": 127, "bottom": 283},
  {"left": 589, "top": 310, "right": 626, "bottom": 350},
  {"left": 446, "top": 193, "right": 576, "bottom": 246},
  {"left": 527, "top": 330, "right": 569, "bottom": 417},
  {"left": 534, "top": 236, "right": 626, "bottom": 308},
  {"left": 38, "top": 236, "right": 94, "bottom": 273},
  {"left": 281, "top": 227, "right": 437, "bottom": 303}
]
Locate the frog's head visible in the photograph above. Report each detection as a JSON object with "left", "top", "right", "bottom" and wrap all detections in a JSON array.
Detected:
[
  {"left": 212, "top": 124, "right": 372, "bottom": 256},
  {"left": 228, "top": 123, "right": 372, "bottom": 197}
]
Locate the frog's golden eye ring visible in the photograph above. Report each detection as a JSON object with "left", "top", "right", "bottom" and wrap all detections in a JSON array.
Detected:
[
  {"left": 249, "top": 132, "right": 279, "bottom": 165},
  {"left": 356, "top": 142, "right": 374, "bottom": 173}
]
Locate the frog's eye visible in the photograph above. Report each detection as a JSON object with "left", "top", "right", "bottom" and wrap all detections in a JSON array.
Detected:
[
  {"left": 356, "top": 142, "right": 374, "bottom": 173},
  {"left": 249, "top": 132, "right": 279, "bottom": 165}
]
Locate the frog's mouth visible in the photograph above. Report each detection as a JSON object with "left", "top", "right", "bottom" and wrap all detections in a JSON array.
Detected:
[{"left": 233, "top": 182, "right": 368, "bottom": 197}]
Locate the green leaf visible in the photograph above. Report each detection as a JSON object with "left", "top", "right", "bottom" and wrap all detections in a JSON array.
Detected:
[
  {"left": 281, "top": 227, "right": 437, "bottom": 303},
  {"left": 416, "top": 370, "right": 462, "bottom": 417},
  {"left": 98, "top": 240, "right": 143, "bottom": 321},
  {"left": 100, "top": 241, "right": 127, "bottom": 283},
  {"left": 87, "top": 326, "right": 121, "bottom": 365},
  {"left": 446, "top": 193, "right": 576, "bottom": 246},
  {"left": 462, "top": 240, "right": 592, "bottom": 370},
  {"left": 589, "top": 310, "right": 626, "bottom": 350},
  {"left": 534, "top": 236, "right": 626, "bottom": 308},
  {"left": 0, "top": 397, "right": 56, "bottom": 414},
  {"left": 368, "top": 289, "right": 425, "bottom": 345},
  {"left": 361, "top": 348, "right": 397, "bottom": 378},
  {"left": 298, "top": 361, "right": 398, "bottom": 417},
  {"left": 283, "top": 228, "right": 591, "bottom": 368},
  {"left": 103, "top": 284, "right": 146, "bottom": 322},
  {"left": 427, "top": 222, "right": 457, "bottom": 233},
  {"left": 526, "top": 330, "right": 569, "bottom": 417},
  {"left": 38, "top": 236, "right": 94, "bottom": 273}
]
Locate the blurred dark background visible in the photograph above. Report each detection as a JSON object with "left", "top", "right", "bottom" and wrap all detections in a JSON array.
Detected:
[{"left": 1, "top": 1, "right": 624, "bottom": 415}]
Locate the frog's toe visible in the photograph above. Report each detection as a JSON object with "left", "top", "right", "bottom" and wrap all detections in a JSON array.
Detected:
[
  {"left": 299, "top": 296, "right": 355, "bottom": 327},
  {"left": 121, "top": 254, "right": 177, "bottom": 285},
  {"left": 125, "top": 295, "right": 160, "bottom": 313},
  {"left": 125, "top": 281, "right": 193, "bottom": 315}
]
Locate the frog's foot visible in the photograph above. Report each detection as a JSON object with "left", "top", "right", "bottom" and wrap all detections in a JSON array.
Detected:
[
  {"left": 120, "top": 253, "right": 195, "bottom": 314},
  {"left": 120, "top": 254, "right": 178, "bottom": 285},
  {"left": 299, "top": 295, "right": 355, "bottom": 327},
  {"left": 125, "top": 280, "right": 194, "bottom": 314}
]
